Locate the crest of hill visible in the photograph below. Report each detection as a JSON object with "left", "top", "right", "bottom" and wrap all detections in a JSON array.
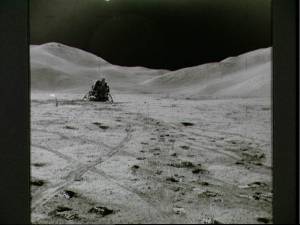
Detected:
[
  {"left": 30, "top": 42, "right": 168, "bottom": 92},
  {"left": 141, "top": 47, "right": 271, "bottom": 99}
]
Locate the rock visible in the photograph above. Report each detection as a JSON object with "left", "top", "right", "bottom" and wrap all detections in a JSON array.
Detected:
[
  {"left": 200, "top": 181, "right": 210, "bottom": 186},
  {"left": 32, "top": 162, "right": 46, "bottom": 167},
  {"left": 198, "top": 190, "right": 221, "bottom": 198},
  {"left": 181, "top": 122, "right": 194, "bottom": 127},
  {"left": 31, "top": 179, "right": 45, "bottom": 186},
  {"left": 166, "top": 177, "right": 179, "bottom": 182},
  {"left": 136, "top": 157, "right": 146, "bottom": 160},
  {"left": 173, "top": 207, "right": 186, "bottom": 215},
  {"left": 55, "top": 206, "right": 72, "bottom": 213},
  {"left": 88, "top": 206, "right": 115, "bottom": 217},
  {"left": 192, "top": 167, "right": 204, "bottom": 174},
  {"left": 168, "top": 161, "right": 196, "bottom": 168},
  {"left": 155, "top": 170, "right": 163, "bottom": 175},
  {"left": 62, "top": 190, "right": 77, "bottom": 199},
  {"left": 131, "top": 165, "right": 140, "bottom": 170},
  {"left": 257, "top": 217, "right": 271, "bottom": 224}
]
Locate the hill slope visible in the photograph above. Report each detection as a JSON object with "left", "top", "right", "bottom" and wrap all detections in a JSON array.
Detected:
[
  {"left": 31, "top": 42, "right": 271, "bottom": 99},
  {"left": 141, "top": 48, "right": 271, "bottom": 99},
  {"left": 30, "top": 42, "right": 168, "bottom": 92}
]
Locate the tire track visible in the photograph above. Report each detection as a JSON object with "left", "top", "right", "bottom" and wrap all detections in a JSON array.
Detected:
[
  {"left": 31, "top": 128, "right": 112, "bottom": 149},
  {"left": 32, "top": 124, "right": 171, "bottom": 222},
  {"left": 32, "top": 123, "right": 133, "bottom": 211}
]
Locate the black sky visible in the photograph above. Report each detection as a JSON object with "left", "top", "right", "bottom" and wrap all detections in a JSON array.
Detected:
[{"left": 30, "top": 0, "right": 271, "bottom": 70}]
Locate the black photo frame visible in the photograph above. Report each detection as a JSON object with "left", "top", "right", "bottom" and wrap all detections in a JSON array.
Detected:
[{"left": 0, "top": 0, "right": 298, "bottom": 224}]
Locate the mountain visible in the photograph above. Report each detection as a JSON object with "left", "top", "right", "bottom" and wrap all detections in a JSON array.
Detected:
[
  {"left": 30, "top": 42, "right": 168, "bottom": 92},
  {"left": 31, "top": 42, "right": 271, "bottom": 99},
  {"left": 141, "top": 48, "right": 271, "bottom": 99}
]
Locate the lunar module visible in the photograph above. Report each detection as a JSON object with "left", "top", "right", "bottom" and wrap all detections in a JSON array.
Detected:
[{"left": 84, "top": 78, "right": 113, "bottom": 102}]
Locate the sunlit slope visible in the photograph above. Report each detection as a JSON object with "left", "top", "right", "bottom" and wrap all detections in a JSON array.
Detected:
[
  {"left": 30, "top": 42, "right": 168, "bottom": 92},
  {"left": 141, "top": 48, "right": 271, "bottom": 98}
]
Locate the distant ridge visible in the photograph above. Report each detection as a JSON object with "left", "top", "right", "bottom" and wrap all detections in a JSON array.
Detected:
[{"left": 31, "top": 42, "right": 271, "bottom": 99}]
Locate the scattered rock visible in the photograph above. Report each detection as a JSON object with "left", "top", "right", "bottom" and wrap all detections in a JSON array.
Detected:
[
  {"left": 235, "top": 160, "right": 245, "bottom": 165},
  {"left": 62, "top": 190, "right": 77, "bottom": 199},
  {"left": 88, "top": 206, "right": 115, "bottom": 217},
  {"left": 55, "top": 206, "right": 72, "bottom": 213},
  {"left": 173, "top": 207, "right": 185, "bottom": 215},
  {"left": 31, "top": 179, "right": 45, "bottom": 186},
  {"left": 93, "top": 122, "right": 109, "bottom": 130},
  {"left": 181, "top": 122, "right": 194, "bottom": 127},
  {"left": 192, "top": 167, "right": 205, "bottom": 174},
  {"left": 136, "top": 157, "right": 146, "bottom": 160},
  {"left": 252, "top": 192, "right": 272, "bottom": 202},
  {"left": 32, "top": 163, "right": 46, "bottom": 167},
  {"left": 170, "top": 186, "right": 181, "bottom": 192},
  {"left": 180, "top": 145, "right": 190, "bottom": 150},
  {"left": 170, "top": 152, "right": 177, "bottom": 157},
  {"left": 64, "top": 125, "right": 77, "bottom": 130},
  {"left": 198, "top": 190, "right": 221, "bottom": 198},
  {"left": 168, "top": 161, "right": 195, "bottom": 168},
  {"left": 131, "top": 165, "right": 140, "bottom": 170},
  {"left": 200, "top": 181, "right": 210, "bottom": 186},
  {"left": 141, "top": 142, "right": 148, "bottom": 145},
  {"left": 153, "top": 152, "right": 160, "bottom": 156},
  {"left": 99, "top": 125, "right": 109, "bottom": 130},
  {"left": 166, "top": 177, "right": 179, "bottom": 182},
  {"left": 249, "top": 181, "right": 268, "bottom": 188},
  {"left": 155, "top": 170, "right": 163, "bottom": 175},
  {"left": 188, "top": 137, "right": 196, "bottom": 140},
  {"left": 202, "top": 218, "right": 223, "bottom": 224},
  {"left": 257, "top": 217, "right": 271, "bottom": 224},
  {"left": 150, "top": 147, "right": 160, "bottom": 152}
]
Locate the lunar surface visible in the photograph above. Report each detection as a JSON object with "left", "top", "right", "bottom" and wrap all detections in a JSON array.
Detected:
[{"left": 31, "top": 43, "right": 272, "bottom": 224}]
